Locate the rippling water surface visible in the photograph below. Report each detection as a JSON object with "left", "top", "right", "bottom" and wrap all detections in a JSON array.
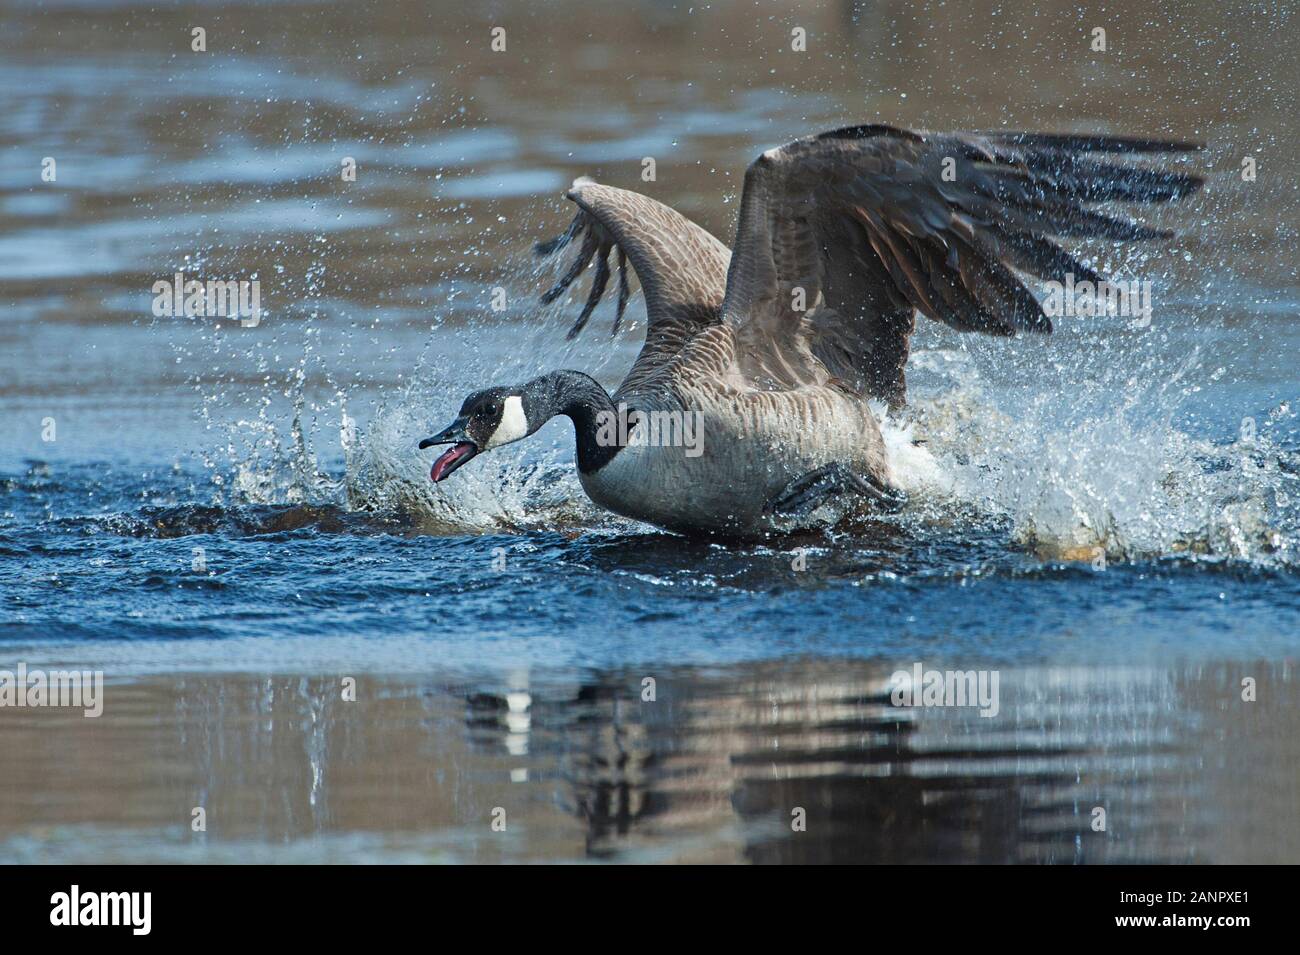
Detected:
[{"left": 1, "top": 0, "right": 1298, "bottom": 863}]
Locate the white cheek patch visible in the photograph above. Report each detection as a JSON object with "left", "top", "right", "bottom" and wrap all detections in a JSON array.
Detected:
[{"left": 484, "top": 394, "right": 529, "bottom": 449}]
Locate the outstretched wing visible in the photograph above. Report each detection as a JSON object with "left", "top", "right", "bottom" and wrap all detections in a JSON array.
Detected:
[
  {"left": 721, "top": 123, "right": 1203, "bottom": 404},
  {"left": 535, "top": 178, "right": 731, "bottom": 397}
]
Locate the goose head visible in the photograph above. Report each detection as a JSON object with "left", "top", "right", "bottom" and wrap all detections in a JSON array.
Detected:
[
  {"left": 419, "top": 371, "right": 617, "bottom": 482},
  {"left": 419, "top": 387, "right": 534, "bottom": 482}
]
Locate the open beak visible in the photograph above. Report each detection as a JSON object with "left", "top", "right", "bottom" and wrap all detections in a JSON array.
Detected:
[{"left": 418, "top": 418, "right": 479, "bottom": 482}]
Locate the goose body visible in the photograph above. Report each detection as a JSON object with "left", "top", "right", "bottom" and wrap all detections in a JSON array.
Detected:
[
  {"left": 578, "top": 352, "right": 888, "bottom": 533},
  {"left": 421, "top": 124, "right": 1201, "bottom": 537}
]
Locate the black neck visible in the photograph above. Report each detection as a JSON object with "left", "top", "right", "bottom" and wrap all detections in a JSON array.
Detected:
[{"left": 523, "top": 371, "right": 621, "bottom": 474}]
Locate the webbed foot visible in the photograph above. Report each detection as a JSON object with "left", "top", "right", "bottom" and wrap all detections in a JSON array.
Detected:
[{"left": 763, "top": 462, "right": 905, "bottom": 517}]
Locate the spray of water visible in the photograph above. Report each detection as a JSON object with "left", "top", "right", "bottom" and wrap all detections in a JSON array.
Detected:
[{"left": 894, "top": 343, "right": 1297, "bottom": 565}]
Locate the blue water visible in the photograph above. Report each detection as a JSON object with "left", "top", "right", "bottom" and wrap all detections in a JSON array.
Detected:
[{"left": 4, "top": 451, "right": 1298, "bottom": 673}]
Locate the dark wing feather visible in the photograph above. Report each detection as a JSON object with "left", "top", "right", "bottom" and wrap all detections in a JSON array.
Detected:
[
  {"left": 535, "top": 178, "right": 732, "bottom": 397},
  {"left": 722, "top": 126, "right": 1203, "bottom": 405}
]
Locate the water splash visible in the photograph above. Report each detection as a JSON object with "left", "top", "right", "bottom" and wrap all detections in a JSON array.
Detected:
[{"left": 898, "top": 346, "right": 1297, "bottom": 565}]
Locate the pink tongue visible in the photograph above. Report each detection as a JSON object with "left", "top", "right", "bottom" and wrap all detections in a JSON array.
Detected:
[{"left": 430, "top": 442, "right": 474, "bottom": 482}]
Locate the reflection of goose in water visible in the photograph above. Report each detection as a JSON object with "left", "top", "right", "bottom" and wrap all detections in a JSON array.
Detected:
[
  {"left": 465, "top": 663, "right": 1225, "bottom": 863},
  {"left": 421, "top": 124, "right": 1201, "bottom": 536}
]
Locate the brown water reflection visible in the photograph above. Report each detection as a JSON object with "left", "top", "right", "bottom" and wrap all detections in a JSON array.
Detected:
[
  {"left": 1, "top": 661, "right": 1294, "bottom": 863},
  {"left": 1, "top": 0, "right": 1293, "bottom": 324}
]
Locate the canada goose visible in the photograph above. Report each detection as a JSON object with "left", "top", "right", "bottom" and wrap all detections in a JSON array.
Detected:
[{"left": 420, "top": 123, "right": 1202, "bottom": 536}]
